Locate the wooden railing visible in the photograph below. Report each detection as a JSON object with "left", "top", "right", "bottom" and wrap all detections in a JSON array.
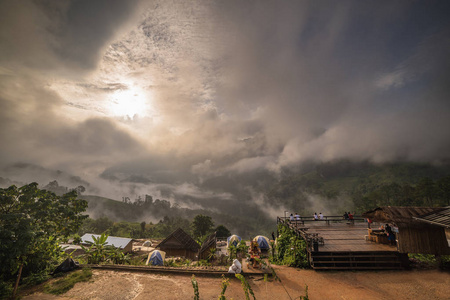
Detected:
[
  {"left": 277, "top": 217, "right": 314, "bottom": 252},
  {"left": 277, "top": 215, "right": 367, "bottom": 253},
  {"left": 277, "top": 215, "right": 365, "bottom": 226}
]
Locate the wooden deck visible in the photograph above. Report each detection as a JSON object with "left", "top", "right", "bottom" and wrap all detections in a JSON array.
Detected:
[
  {"left": 305, "top": 222, "right": 397, "bottom": 252},
  {"left": 278, "top": 218, "right": 407, "bottom": 270}
]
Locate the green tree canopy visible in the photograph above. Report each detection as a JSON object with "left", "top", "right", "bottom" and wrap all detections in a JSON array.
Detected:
[
  {"left": 0, "top": 183, "right": 88, "bottom": 292},
  {"left": 215, "top": 225, "right": 231, "bottom": 238},
  {"left": 191, "top": 214, "right": 214, "bottom": 239}
]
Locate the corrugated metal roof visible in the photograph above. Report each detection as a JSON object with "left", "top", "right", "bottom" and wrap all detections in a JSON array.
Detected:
[
  {"left": 413, "top": 206, "right": 450, "bottom": 228},
  {"left": 81, "top": 234, "right": 132, "bottom": 249},
  {"left": 362, "top": 206, "right": 444, "bottom": 224}
]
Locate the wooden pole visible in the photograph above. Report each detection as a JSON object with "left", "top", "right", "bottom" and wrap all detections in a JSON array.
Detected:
[{"left": 12, "top": 263, "right": 23, "bottom": 299}]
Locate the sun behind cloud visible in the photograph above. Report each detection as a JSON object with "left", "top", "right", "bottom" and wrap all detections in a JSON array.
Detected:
[{"left": 108, "top": 86, "right": 151, "bottom": 118}]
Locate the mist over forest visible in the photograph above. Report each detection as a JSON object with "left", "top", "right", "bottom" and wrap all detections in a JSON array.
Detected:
[{"left": 2, "top": 159, "right": 449, "bottom": 237}]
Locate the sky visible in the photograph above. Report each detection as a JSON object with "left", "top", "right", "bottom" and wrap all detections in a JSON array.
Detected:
[{"left": 1, "top": 0, "right": 450, "bottom": 205}]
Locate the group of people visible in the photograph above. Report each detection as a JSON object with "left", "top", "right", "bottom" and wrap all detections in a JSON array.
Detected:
[
  {"left": 289, "top": 213, "right": 301, "bottom": 221},
  {"left": 313, "top": 212, "right": 324, "bottom": 220},
  {"left": 289, "top": 212, "right": 326, "bottom": 221},
  {"left": 343, "top": 211, "right": 354, "bottom": 220}
]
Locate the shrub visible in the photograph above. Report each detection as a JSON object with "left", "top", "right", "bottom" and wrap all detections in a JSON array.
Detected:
[
  {"left": 271, "top": 224, "right": 309, "bottom": 268},
  {"left": 44, "top": 268, "right": 92, "bottom": 295}
]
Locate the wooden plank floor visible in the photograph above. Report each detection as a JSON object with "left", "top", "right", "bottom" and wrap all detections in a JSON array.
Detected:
[{"left": 303, "top": 222, "right": 397, "bottom": 252}]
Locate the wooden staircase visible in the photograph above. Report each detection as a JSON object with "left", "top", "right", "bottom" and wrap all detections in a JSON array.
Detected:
[{"left": 310, "top": 251, "right": 408, "bottom": 270}]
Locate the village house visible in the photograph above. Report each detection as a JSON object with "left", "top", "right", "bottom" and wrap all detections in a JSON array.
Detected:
[
  {"left": 362, "top": 206, "right": 450, "bottom": 255},
  {"left": 156, "top": 228, "right": 200, "bottom": 260}
]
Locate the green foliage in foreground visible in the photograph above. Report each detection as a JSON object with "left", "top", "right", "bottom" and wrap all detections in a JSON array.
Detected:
[
  {"left": 235, "top": 274, "right": 256, "bottom": 300},
  {"left": 299, "top": 284, "right": 309, "bottom": 300},
  {"left": 191, "top": 275, "right": 199, "bottom": 300},
  {"left": 271, "top": 224, "right": 309, "bottom": 268},
  {"left": 408, "top": 253, "right": 450, "bottom": 270},
  {"left": 44, "top": 268, "right": 92, "bottom": 295},
  {"left": 219, "top": 274, "right": 230, "bottom": 300},
  {"left": 191, "top": 273, "right": 255, "bottom": 300},
  {"left": 0, "top": 183, "right": 88, "bottom": 297},
  {"left": 80, "top": 233, "right": 130, "bottom": 265}
]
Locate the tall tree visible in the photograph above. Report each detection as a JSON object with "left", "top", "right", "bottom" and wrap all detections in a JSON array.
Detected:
[
  {"left": 214, "top": 225, "right": 231, "bottom": 238},
  {"left": 437, "top": 176, "right": 450, "bottom": 206},
  {"left": 0, "top": 183, "right": 88, "bottom": 296},
  {"left": 191, "top": 215, "right": 214, "bottom": 239},
  {"left": 416, "top": 177, "right": 437, "bottom": 206}
]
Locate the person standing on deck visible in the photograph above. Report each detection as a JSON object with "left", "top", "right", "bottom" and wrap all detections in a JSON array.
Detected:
[
  {"left": 343, "top": 212, "right": 349, "bottom": 220},
  {"left": 348, "top": 212, "right": 353, "bottom": 220},
  {"left": 385, "top": 224, "right": 396, "bottom": 246},
  {"left": 367, "top": 218, "right": 373, "bottom": 229},
  {"left": 290, "top": 213, "right": 294, "bottom": 222},
  {"left": 295, "top": 213, "right": 300, "bottom": 226}
]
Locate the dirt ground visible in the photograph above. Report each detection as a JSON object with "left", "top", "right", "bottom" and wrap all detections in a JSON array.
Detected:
[{"left": 22, "top": 266, "right": 450, "bottom": 300}]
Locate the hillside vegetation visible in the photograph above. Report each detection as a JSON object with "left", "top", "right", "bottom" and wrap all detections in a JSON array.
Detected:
[{"left": 74, "top": 161, "right": 450, "bottom": 238}]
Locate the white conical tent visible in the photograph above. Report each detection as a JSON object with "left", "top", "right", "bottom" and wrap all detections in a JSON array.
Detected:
[
  {"left": 253, "top": 235, "right": 270, "bottom": 249},
  {"left": 227, "top": 235, "right": 242, "bottom": 247}
]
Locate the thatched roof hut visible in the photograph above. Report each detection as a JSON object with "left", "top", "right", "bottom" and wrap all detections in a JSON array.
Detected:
[
  {"left": 363, "top": 206, "right": 450, "bottom": 255},
  {"left": 198, "top": 232, "right": 216, "bottom": 260},
  {"left": 157, "top": 228, "right": 200, "bottom": 260}
]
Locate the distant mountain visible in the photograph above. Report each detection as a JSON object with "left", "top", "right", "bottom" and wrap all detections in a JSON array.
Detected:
[
  {"left": 79, "top": 194, "right": 274, "bottom": 238},
  {"left": 266, "top": 160, "right": 450, "bottom": 215}
]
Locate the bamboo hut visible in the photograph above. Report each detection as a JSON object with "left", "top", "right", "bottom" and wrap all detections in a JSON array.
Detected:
[
  {"left": 362, "top": 206, "right": 450, "bottom": 255},
  {"left": 198, "top": 232, "right": 217, "bottom": 260},
  {"left": 157, "top": 228, "right": 200, "bottom": 260}
]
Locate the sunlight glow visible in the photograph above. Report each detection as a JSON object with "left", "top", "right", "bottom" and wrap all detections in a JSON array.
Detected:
[{"left": 109, "top": 87, "right": 149, "bottom": 118}]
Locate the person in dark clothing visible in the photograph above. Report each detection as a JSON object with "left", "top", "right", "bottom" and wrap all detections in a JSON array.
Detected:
[
  {"left": 343, "top": 212, "right": 349, "bottom": 220},
  {"left": 385, "top": 223, "right": 396, "bottom": 245},
  {"left": 271, "top": 232, "right": 275, "bottom": 241}
]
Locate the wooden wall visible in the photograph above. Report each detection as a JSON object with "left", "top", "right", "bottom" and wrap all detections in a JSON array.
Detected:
[
  {"left": 398, "top": 224, "right": 450, "bottom": 255},
  {"left": 160, "top": 248, "right": 197, "bottom": 260},
  {"left": 123, "top": 242, "right": 133, "bottom": 253}
]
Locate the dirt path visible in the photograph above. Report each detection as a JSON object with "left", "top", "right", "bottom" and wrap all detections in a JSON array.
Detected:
[{"left": 22, "top": 266, "right": 450, "bottom": 300}]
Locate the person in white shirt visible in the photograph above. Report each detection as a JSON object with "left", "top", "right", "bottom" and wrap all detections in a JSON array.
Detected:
[
  {"left": 319, "top": 212, "right": 324, "bottom": 220},
  {"left": 314, "top": 213, "right": 318, "bottom": 220},
  {"left": 294, "top": 213, "right": 300, "bottom": 227},
  {"left": 289, "top": 214, "right": 294, "bottom": 222}
]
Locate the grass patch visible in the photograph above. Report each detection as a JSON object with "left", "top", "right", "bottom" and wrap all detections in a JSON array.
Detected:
[
  {"left": 44, "top": 268, "right": 92, "bottom": 295},
  {"left": 408, "top": 254, "right": 450, "bottom": 270}
]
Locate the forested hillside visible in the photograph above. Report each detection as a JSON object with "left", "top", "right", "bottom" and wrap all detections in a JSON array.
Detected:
[
  {"left": 267, "top": 161, "right": 450, "bottom": 214},
  {"left": 75, "top": 161, "right": 450, "bottom": 238},
  {"left": 79, "top": 195, "right": 272, "bottom": 238}
]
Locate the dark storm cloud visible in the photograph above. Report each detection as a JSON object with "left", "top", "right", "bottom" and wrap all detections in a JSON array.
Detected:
[
  {"left": 201, "top": 0, "right": 450, "bottom": 170},
  {"left": 0, "top": 0, "right": 140, "bottom": 71}
]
